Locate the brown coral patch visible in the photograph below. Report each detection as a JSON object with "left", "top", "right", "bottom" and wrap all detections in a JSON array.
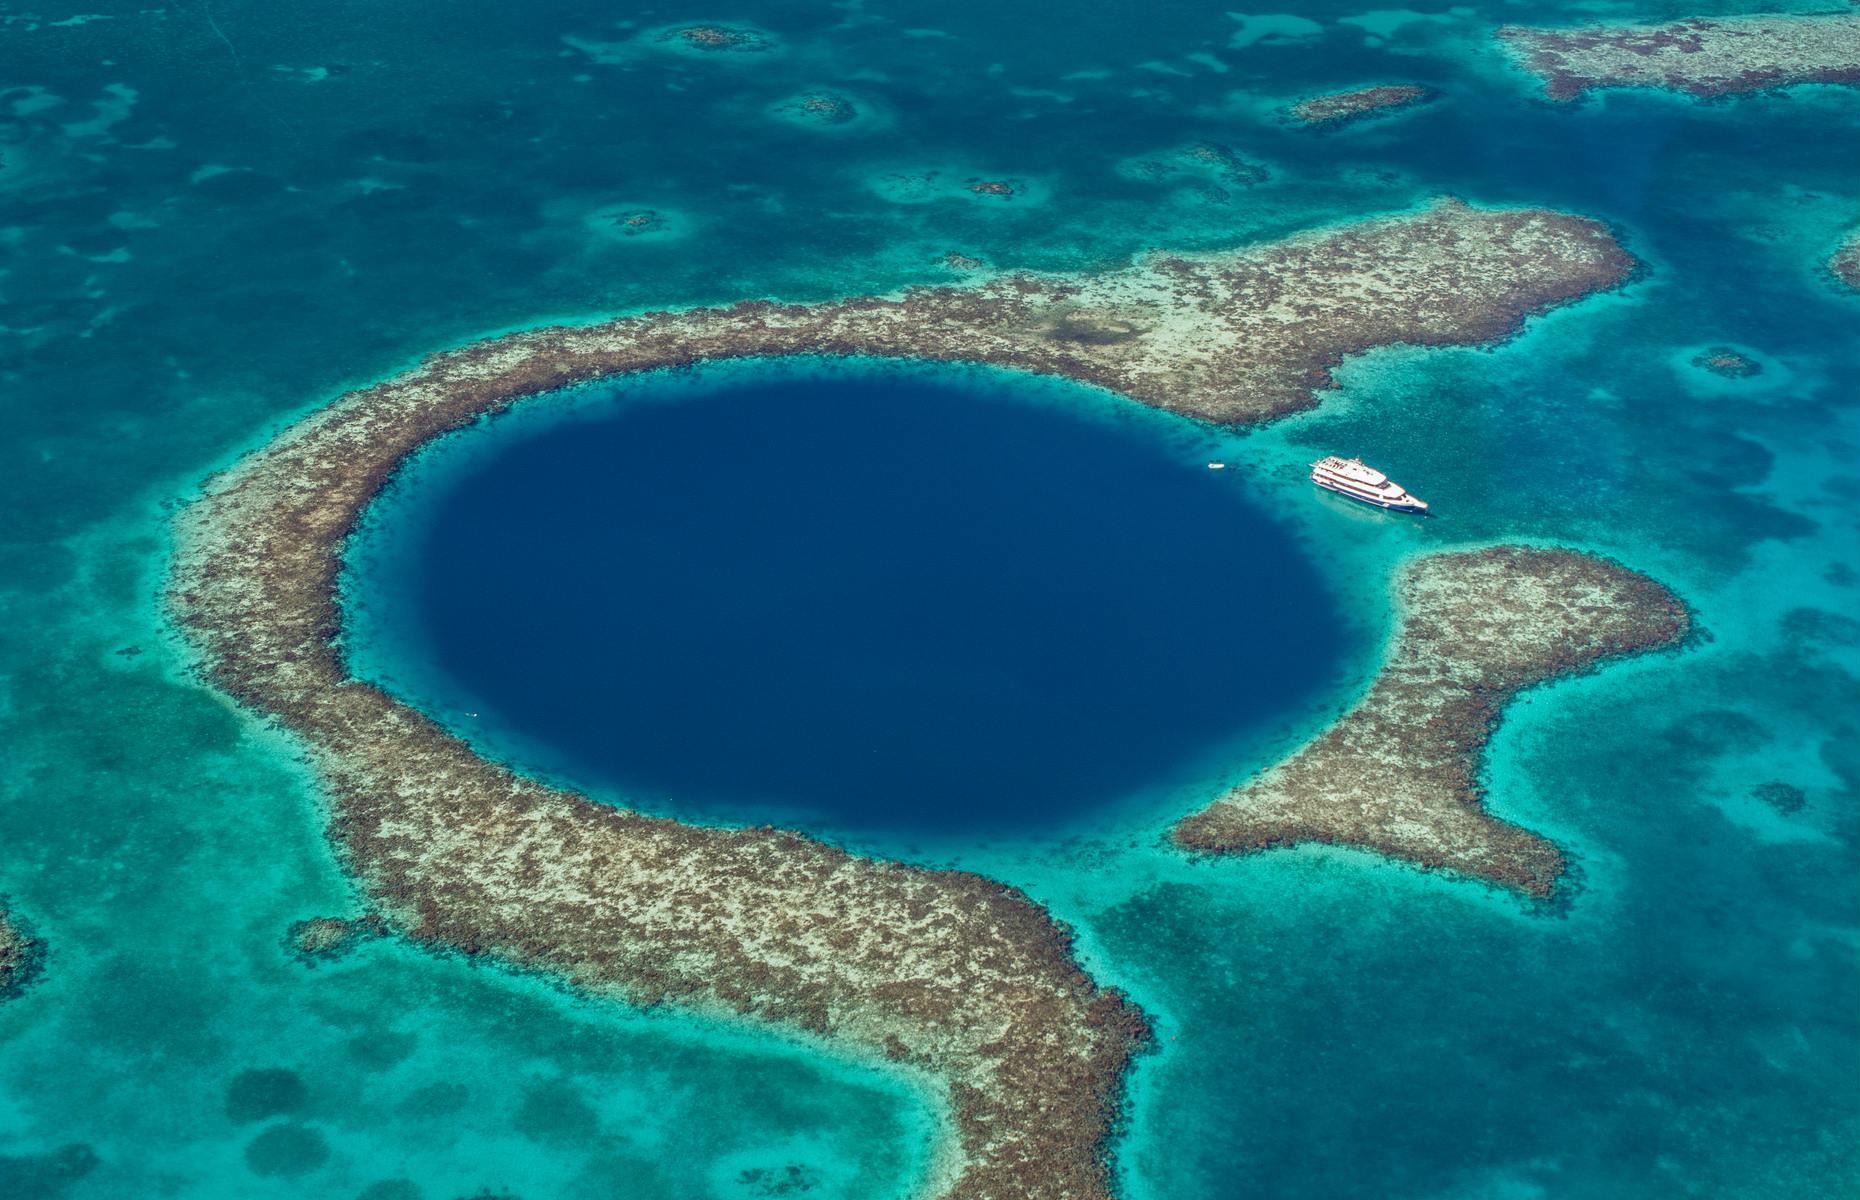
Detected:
[
  {"left": 0, "top": 903, "right": 45, "bottom": 999},
  {"left": 1499, "top": 14, "right": 1860, "bottom": 100},
  {"left": 287, "top": 914, "right": 389, "bottom": 963},
  {"left": 1691, "top": 346, "right": 1762, "bottom": 378},
  {"left": 779, "top": 92, "right": 859, "bottom": 126},
  {"left": 1289, "top": 85, "right": 1435, "bottom": 126},
  {"left": 1174, "top": 547, "right": 1690, "bottom": 898},
  {"left": 1831, "top": 229, "right": 1860, "bottom": 290},
  {"left": 665, "top": 25, "right": 769, "bottom": 52}
]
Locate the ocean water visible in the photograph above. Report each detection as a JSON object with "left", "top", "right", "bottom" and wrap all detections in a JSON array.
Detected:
[
  {"left": 2, "top": 2, "right": 1856, "bottom": 1199},
  {"left": 344, "top": 359, "right": 1353, "bottom": 837}
]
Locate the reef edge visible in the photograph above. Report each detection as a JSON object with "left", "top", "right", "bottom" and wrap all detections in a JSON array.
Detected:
[
  {"left": 1498, "top": 12, "right": 1860, "bottom": 101},
  {"left": 1173, "top": 545, "right": 1692, "bottom": 898}
]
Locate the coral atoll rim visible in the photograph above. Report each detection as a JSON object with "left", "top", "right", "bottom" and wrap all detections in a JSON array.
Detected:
[
  {"left": 170, "top": 201, "right": 1634, "bottom": 1198},
  {"left": 1174, "top": 546, "right": 1691, "bottom": 897}
]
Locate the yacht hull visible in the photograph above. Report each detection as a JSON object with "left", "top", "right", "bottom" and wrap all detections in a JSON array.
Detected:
[{"left": 1312, "top": 475, "right": 1429, "bottom": 514}]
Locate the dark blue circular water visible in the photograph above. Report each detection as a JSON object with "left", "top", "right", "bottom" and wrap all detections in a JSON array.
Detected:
[{"left": 355, "top": 361, "right": 1349, "bottom": 834}]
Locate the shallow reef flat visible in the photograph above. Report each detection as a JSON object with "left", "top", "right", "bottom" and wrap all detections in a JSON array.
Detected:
[
  {"left": 170, "top": 202, "right": 1630, "bottom": 1199},
  {"left": 0, "top": 904, "right": 44, "bottom": 999},
  {"left": 1287, "top": 85, "right": 1436, "bottom": 127},
  {"left": 1498, "top": 11, "right": 1860, "bottom": 100},
  {"left": 1175, "top": 547, "right": 1690, "bottom": 897},
  {"left": 1833, "top": 228, "right": 1860, "bottom": 288}
]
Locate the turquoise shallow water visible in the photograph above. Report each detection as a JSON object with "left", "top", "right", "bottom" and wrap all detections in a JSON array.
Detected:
[{"left": 3, "top": 2, "right": 1857, "bottom": 1198}]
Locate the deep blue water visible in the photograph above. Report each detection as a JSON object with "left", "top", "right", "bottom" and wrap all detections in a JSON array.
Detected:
[
  {"left": 353, "top": 363, "right": 1349, "bottom": 834},
  {"left": 2, "top": 2, "right": 1856, "bottom": 1198}
]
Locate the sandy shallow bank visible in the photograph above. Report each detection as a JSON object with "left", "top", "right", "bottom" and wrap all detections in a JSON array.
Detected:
[
  {"left": 1175, "top": 546, "right": 1691, "bottom": 898},
  {"left": 169, "top": 201, "right": 1634, "bottom": 1198},
  {"left": 1499, "top": 12, "right": 1860, "bottom": 100}
]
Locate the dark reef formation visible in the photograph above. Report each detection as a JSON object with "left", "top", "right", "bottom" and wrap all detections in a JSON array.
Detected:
[
  {"left": 171, "top": 202, "right": 1632, "bottom": 1198},
  {"left": 286, "top": 914, "right": 388, "bottom": 964},
  {"left": 1177, "top": 140, "right": 1269, "bottom": 184},
  {"left": 965, "top": 178, "right": 1018, "bottom": 199},
  {"left": 775, "top": 91, "right": 859, "bottom": 127},
  {"left": 1753, "top": 782, "right": 1807, "bottom": 816},
  {"left": 1118, "top": 141, "right": 1271, "bottom": 195},
  {"left": 0, "top": 902, "right": 44, "bottom": 999},
  {"left": 605, "top": 209, "right": 666, "bottom": 238},
  {"left": 1833, "top": 229, "right": 1860, "bottom": 289},
  {"left": 0, "top": 1143, "right": 98, "bottom": 1195},
  {"left": 1288, "top": 85, "right": 1435, "bottom": 126},
  {"left": 1692, "top": 346, "right": 1761, "bottom": 379},
  {"left": 660, "top": 25, "right": 770, "bottom": 54},
  {"left": 1175, "top": 547, "right": 1690, "bottom": 897},
  {"left": 1499, "top": 13, "right": 1860, "bottom": 100}
]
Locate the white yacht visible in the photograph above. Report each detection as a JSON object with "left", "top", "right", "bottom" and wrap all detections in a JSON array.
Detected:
[{"left": 1310, "top": 456, "right": 1429, "bottom": 514}]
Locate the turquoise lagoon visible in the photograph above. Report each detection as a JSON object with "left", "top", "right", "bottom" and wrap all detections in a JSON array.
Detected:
[{"left": 2, "top": 2, "right": 1856, "bottom": 1198}]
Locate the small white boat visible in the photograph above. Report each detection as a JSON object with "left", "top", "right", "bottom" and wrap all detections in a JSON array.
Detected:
[
  {"left": 1310, "top": 456, "right": 1428, "bottom": 514},
  {"left": 1207, "top": 462, "right": 1226, "bottom": 470}
]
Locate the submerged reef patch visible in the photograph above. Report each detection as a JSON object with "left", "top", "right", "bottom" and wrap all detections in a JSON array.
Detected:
[
  {"left": 1691, "top": 346, "right": 1762, "bottom": 379},
  {"left": 225, "top": 1067, "right": 309, "bottom": 1123},
  {"left": 1832, "top": 228, "right": 1860, "bottom": 289},
  {"left": 1175, "top": 547, "right": 1690, "bottom": 897},
  {"left": 1499, "top": 13, "right": 1860, "bottom": 100},
  {"left": 171, "top": 202, "right": 1629, "bottom": 1198},
  {"left": 1115, "top": 141, "right": 1270, "bottom": 205},
  {"left": 771, "top": 91, "right": 862, "bottom": 129},
  {"left": 657, "top": 24, "right": 774, "bottom": 55},
  {"left": 0, "top": 1143, "right": 99, "bottom": 1196},
  {"left": 1287, "top": 85, "right": 1435, "bottom": 126},
  {"left": 586, "top": 205, "right": 682, "bottom": 242},
  {"left": 1753, "top": 781, "right": 1808, "bottom": 816},
  {"left": 243, "top": 1122, "right": 331, "bottom": 1178},
  {"left": 868, "top": 168, "right": 1044, "bottom": 207},
  {"left": 286, "top": 914, "right": 388, "bottom": 964},
  {"left": 0, "top": 902, "right": 45, "bottom": 999},
  {"left": 1116, "top": 140, "right": 1270, "bottom": 186}
]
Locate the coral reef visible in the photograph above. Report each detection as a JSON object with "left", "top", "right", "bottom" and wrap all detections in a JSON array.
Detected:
[
  {"left": 1115, "top": 141, "right": 1270, "bottom": 204},
  {"left": 1832, "top": 228, "right": 1860, "bottom": 289},
  {"left": 171, "top": 202, "right": 1632, "bottom": 1197},
  {"left": 605, "top": 209, "right": 665, "bottom": 237},
  {"left": 1288, "top": 85, "right": 1435, "bottom": 126},
  {"left": 1174, "top": 547, "right": 1690, "bottom": 897},
  {"left": 775, "top": 91, "right": 859, "bottom": 127},
  {"left": 871, "top": 170, "right": 1038, "bottom": 207},
  {"left": 286, "top": 914, "right": 388, "bottom": 963},
  {"left": 1176, "top": 140, "right": 1268, "bottom": 183},
  {"left": 1692, "top": 346, "right": 1761, "bottom": 379},
  {"left": 660, "top": 25, "right": 770, "bottom": 54},
  {"left": 1119, "top": 141, "right": 1270, "bottom": 185},
  {"left": 1753, "top": 782, "right": 1807, "bottom": 816},
  {"left": 0, "top": 903, "right": 44, "bottom": 999},
  {"left": 1499, "top": 13, "right": 1860, "bottom": 100}
]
